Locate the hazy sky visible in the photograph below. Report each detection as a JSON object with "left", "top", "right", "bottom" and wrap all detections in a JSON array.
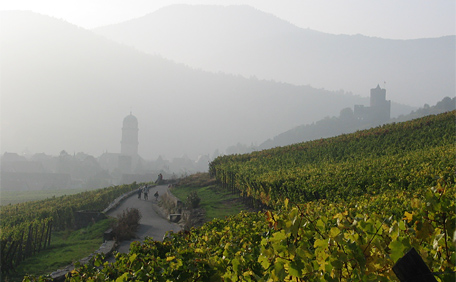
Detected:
[{"left": 1, "top": 0, "right": 454, "bottom": 39}]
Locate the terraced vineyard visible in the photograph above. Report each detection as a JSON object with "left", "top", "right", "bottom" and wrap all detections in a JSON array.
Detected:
[
  {"left": 210, "top": 111, "right": 455, "bottom": 208},
  {"left": 23, "top": 111, "right": 456, "bottom": 281},
  {"left": 1, "top": 183, "right": 140, "bottom": 275}
]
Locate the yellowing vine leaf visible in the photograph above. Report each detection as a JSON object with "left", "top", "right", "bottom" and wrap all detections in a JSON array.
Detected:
[{"left": 403, "top": 211, "right": 413, "bottom": 223}]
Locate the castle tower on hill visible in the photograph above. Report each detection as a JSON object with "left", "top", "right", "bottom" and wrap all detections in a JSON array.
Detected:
[
  {"left": 354, "top": 85, "right": 391, "bottom": 125},
  {"left": 121, "top": 113, "right": 139, "bottom": 157},
  {"left": 370, "top": 84, "right": 391, "bottom": 123}
]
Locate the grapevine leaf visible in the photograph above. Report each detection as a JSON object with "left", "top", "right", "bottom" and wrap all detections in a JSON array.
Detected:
[
  {"left": 288, "top": 260, "right": 304, "bottom": 277},
  {"left": 273, "top": 259, "right": 286, "bottom": 281},
  {"left": 314, "top": 238, "right": 328, "bottom": 249},
  {"left": 116, "top": 273, "right": 130, "bottom": 282},
  {"left": 258, "top": 254, "right": 271, "bottom": 269},
  {"left": 129, "top": 253, "right": 137, "bottom": 264},
  {"left": 316, "top": 219, "right": 325, "bottom": 230},
  {"left": 388, "top": 239, "right": 407, "bottom": 262},
  {"left": 403, "top": 211, "right": 413, "bottom": 223},
  {"left": 232, "top": 258, "right": 241, "bottom": 273},
  {"left": 329, "top": 227, "right": 340, "bottom": 238}
]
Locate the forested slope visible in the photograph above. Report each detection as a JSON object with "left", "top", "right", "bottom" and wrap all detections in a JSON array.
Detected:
[{"left": 259, "top": 96, "right": 455, "bottom": 150}]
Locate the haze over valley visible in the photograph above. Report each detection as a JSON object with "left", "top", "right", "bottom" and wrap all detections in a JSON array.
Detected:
[
  {"left": 94, "top": 5, "right": 455, "bottom": 108},
  {"left": 2, "top": 3, "right": 456, "bottom": 281},
  {"left": 1, "top": 3, "right": 454, "bottom": 188}
]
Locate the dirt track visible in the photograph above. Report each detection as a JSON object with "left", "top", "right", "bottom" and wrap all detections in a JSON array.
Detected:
[{"left": 106, "top": 184, "right": 181, "bottom": 253}]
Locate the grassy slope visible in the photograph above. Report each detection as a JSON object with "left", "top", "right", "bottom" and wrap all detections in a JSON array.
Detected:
[
  {"left": 171, "top": 184, "right": 246, "bottom": 220},
  {"left": 170, "top": 172, "right": 249, "bottom": 221},
  {"left": 6, "top": 218, "right": 114, "bottom": 282}
]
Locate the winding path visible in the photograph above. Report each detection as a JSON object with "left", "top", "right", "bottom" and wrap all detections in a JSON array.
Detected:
[{"left": 106, "top": 185, "right": 181, "bottom": 253}]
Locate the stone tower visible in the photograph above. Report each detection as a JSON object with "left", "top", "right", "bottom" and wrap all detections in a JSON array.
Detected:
[
  {"left": 120, "top": 113, "right": 139, "bottom": 157},
  {"left": 370, "top": 84, "right": 391, "bottom": 124},
  {"left": 353, "top": 85, "right": 391, "bottom": 125}
]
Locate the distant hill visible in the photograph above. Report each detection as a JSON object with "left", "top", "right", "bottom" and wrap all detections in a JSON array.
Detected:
[
  {"left": 391, "top": 96, "right": 456, "bottom": 123},
  {"left": 259, "top": 96, "right": 455, "bottom": 150},
  {"left": 93, "top": 4, "right": 455, "bottom": 107},
  {"left": 0, "top": 11, "right": 414, "bottom": 160}
]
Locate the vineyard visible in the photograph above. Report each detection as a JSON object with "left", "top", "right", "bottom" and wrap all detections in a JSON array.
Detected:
[
  {"left": 0, "top": 182, "right": 140, "bottom": 275},
  {"left": 62, "top": 185, "right": 454, "bottom": 281},
  {"left": 18, "top": 111, "right": 456, "bottom": 281},
  {"left": 209, "top": 111, "right": 455, "bottom": 208}
]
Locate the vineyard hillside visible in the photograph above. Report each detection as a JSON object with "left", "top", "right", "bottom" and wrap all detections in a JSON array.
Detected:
[
  {"left": 28, "top": 112, "right": 455, "bottom": 281},
  {"left": 210, "top": 111, "right": 454, "bottom": 207},
  {"left": 1, "top": 182, "right": 142, "bottom": 278}
]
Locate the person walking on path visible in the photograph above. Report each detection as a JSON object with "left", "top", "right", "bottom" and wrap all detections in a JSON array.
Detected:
[
  {"left": 154, "top": 191, "right": 159, "bottom": 201},
  {"left": 137, "top": 188, "right": 142, "bottom": 199},
  {"left": 144, "top": 187, "right": 149, "bottom": 200}
]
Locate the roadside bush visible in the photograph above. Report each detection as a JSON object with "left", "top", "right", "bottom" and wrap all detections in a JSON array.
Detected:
[
  {"left": 111, "top": 208, "right": 142, "bottom": 241},
  {"left": 160, "top": 192, "right": 183, "bottom": 215},
  {"left": 186, "top": 191, "right": 201, "bottom": 209}
]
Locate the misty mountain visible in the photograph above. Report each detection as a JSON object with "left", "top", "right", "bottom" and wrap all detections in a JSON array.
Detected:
[
  {"left": 259, "top": 96, "right": 455, "bottom": 150},
  {"left": 93, "top": 4, "right": 455, "bottom": 107},
  {"left": 1, "top": 11, "right": 413, "bottom": 161}
]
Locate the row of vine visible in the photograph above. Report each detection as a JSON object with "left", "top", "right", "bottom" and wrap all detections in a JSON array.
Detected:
[{"left": 0, "top": 182, "right": 141, "bottom": 274}]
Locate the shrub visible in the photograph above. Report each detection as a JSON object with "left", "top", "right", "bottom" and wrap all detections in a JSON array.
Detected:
[
  {"left": 186, "top": 191, "right": 201, "bottom": 209},
  {"left": 111, "top": 208, "right": 142, "bottom": 241}
]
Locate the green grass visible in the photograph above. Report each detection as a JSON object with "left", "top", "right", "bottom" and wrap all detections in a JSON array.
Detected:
[
  {"left": 6, "top": 218, "right": 115, "bottom": 282},
  {"left": 0, "top": 187, "right": 102, "bottom": 206},
  {"left": 171, "top": 184, "right": 247, "bottom": 220}
]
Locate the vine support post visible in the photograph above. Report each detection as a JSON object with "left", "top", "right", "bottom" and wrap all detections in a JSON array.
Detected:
[{"left": 392, "top": 248, "right": 438, "bottom": 282}]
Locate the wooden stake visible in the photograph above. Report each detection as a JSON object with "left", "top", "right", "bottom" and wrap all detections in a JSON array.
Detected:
[{"left": 393, "top": 248, "right": 438, "bottom": 282}]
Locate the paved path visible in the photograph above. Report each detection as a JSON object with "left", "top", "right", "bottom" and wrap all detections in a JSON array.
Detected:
[{"left": 106, "top": 185, "right": 181, "bottom": 253}]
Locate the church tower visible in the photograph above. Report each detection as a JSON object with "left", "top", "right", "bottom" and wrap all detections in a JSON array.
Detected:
[{"left": 120, "top": 113, "right": 139, "bottom": 157}]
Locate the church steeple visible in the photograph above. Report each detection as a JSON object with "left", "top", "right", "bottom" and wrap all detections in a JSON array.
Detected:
[{"left": 120, "top": 113, "right": 139, "bottom": 156}]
